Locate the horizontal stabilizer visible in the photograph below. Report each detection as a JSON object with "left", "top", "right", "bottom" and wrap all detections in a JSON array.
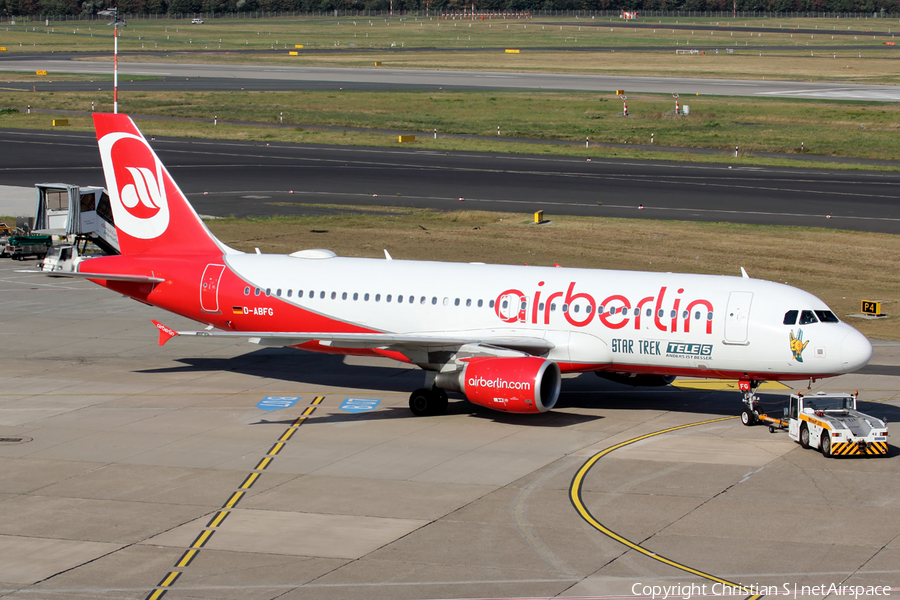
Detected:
[{"left": 16, "top": 270, "right": 165, "bottom": 283}]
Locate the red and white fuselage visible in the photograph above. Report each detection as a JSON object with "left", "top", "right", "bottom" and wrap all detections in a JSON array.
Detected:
[{"left": 67, "top": 114, "right": 873, "bottom": 416}]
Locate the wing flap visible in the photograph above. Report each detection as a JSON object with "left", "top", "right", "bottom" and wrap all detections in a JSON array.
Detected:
[{"left": 153, "top": 323, "right": 555, "bottom": 353}]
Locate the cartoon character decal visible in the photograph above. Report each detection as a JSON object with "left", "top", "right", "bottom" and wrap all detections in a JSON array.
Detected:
[{"left": 789, "top": 329, "right": 810, "bottom": 362}]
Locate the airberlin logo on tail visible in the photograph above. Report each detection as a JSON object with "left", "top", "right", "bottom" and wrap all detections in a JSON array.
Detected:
[{"left": 97, "top": 131, "right": 170, "bottom": 240}]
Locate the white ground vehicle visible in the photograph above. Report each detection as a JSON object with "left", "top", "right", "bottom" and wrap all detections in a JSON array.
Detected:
[{"left": 758, "top": 392, "right": 889, "bottom": 457}]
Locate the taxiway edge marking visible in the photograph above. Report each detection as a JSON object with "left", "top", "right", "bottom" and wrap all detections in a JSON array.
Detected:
[
  {"left": 569, "top": 415, "right": 764, "bottom": 600},
  {"left": 142, "top": 395, "right": 325, "bottom": 600}
]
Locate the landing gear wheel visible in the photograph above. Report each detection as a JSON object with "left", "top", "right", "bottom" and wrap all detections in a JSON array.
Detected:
[
  {"left": 409, "top": 388, "right": 448, "bottom": 417},
  {"left": 800, "top": 425, "right": 810, "bottom": 449},
  {"left": 821, "top": 432, "right": 832, "bottom": 458},
  {"left": 740, "top": 407, "right": 756, "bottom": 426}
]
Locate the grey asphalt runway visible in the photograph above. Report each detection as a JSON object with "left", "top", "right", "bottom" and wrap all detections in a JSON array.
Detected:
[
  {"left": 1, "top": 127, "right": 900, "bottom": 233},
  {"left": 3, "top": 57, "right": 900, "bottom": 100}
]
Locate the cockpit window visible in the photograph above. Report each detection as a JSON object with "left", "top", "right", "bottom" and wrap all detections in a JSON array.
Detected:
[
  {"left": 815, "top": 310, "right": 840, "bottom": 323},
  {"left": 799, "top": 310, "right": 818, "bottom": 325},
  {"left": 783, "top": 310, "right": 798, "bottom": 325}
]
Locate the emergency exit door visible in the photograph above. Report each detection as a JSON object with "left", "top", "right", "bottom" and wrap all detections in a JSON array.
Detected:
[
  {"left": 723, "top": 291, "right": 753, "bottom": 344},
  {"left": 200, "top": 264, "right": 225, "bottom": 313}
]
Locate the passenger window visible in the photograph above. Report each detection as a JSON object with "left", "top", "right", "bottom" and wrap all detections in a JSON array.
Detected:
[
  {"left": 539, "top": 302, "right": 545, "bottom": 311},
  {"left": 670, "top": 310, "right": 676, "bottom": 318},
  {"left": 276, "top": 289, "right": 282, "bottom": 297},
  {"left": 815, "top": 310, "right": 839, "bottom": 323},
  {"left": 375, "top": 294, "right": 381, "bottom": 302},
  {"left": 551, "top": 303, "right": 557, "bottom": 312},
  {"left": 454, "top": 298, "right": 460, "bottom": 306},
  {"left": 342, "top": 292, "right": 347, "bottom": 300},
  {"left": 331, "top": 292, "right": 337, "bottom": 300},
  {"left": 408, "top": 296, "right": 414, "bottom": 304},
  {"left": 420, "top": 296, "right": 426, "bottom": 304},
  {"left": 364, "top": 293, "right": 370, "bottom": 301},
  {"left": 488, "top": 300, "right": 494, "bottom": 308},
  {"left": 573, "top": 305, "right": 580, "bottom": 313},
  {"left": 244, "top": 287, "right": 250, "bottom": 296},
  {"left": 520, "top": 301, "right": 526, "bottom": 310},
  {"left": 397, "top": 295, "right": 403, "bottom": 303},
  {"left": 562, "top": 304, "right": 569, "bottom": 313},
  {"left": 682, "top": 310, "right": 688, "bottom": 319},
  {"left": 657, "top": 309, "right": 664, "bottom": 318},
  {"left": 255, "top": 288, "right": 261, "bottom": 296},
  {"left": 387, "top": 295, "right": 392, "bottom": 302},
  {"left": 478, "top": 300, "right": 484, "bottom": 308},
  {"left": 799, "top": 310, "right": 818, "bottom": 325},
  {"left": 502, "top": 300, "right": 508, "bottom": 309},
  {"left": 598, "top": 306, "right": 604, "bottom": 314},
  {"left": 646, "top": 308, "right": 652, "bottom": 317},
  {"left": 298, "top": 290, "right": 304, "bottom": 298},
  {"left": 443, "top": 298, "right": 449, "bottom": 306},
  {"left": 433, "top": 297, "right": 438, "bottom": 305},
  {"left": 319, "top": 291, "right": 325, "bottom": 299},
  {"left": 783, "top": 310, "right": 798, "bottom": 325},
  {"left": 694, "top": 311, "right": 700, "bottom": 320},
  {"left": 609, "top": 307, "right": 616, "bottom": 315},
  {"left": 266, "top": 288, "right": 271, "bottom": 296},
  {"left": 353, "top": 292, "right": 358, "bottom": 301},
  {"left": 707, "top": 312, "right": 713, "bottom": 321},
  {"left": 287, "top": 290, "right": 292, "bottom": 298},
  {"left": 466, "top": 299, "right": 472, "bottom": 307}
]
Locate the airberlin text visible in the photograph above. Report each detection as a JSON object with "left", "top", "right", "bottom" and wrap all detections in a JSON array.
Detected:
[{"left": 494, "top": 282, "right": 714, "bottom": 335}]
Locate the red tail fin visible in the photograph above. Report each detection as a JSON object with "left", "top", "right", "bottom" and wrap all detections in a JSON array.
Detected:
[{"left": 93, "top": 114, "right": 221, "bottom": 256}]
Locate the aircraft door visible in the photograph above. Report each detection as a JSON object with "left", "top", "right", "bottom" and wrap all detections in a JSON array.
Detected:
[
  {"left": 200, "top": 264, "right": 226, "bottom": 313},
  {"left": 723, "top": 291, "right": 753, "bottom": 344}
]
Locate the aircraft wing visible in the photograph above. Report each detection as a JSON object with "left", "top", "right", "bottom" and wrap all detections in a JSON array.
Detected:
[
  {"left": 152, "top": 320, "right": 554, "bottom": 354},
  {"left": 16, "top": 270, "right": 165, "bottom": 283}
]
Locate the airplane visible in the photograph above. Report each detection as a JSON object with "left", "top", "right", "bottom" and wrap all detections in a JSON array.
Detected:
[{"left": 29, "top": 113, "right": 874, "bottom": 422}]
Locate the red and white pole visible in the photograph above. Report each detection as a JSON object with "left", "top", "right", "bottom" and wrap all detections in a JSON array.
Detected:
[
  {"left": 113, "top": 22, "right": 118, "bottom": 114},
  {"left": 623, "top": 96, "right": 628, "bottom": 117}
]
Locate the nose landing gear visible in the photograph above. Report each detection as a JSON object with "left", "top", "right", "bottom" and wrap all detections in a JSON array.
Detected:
[{"left": 739, "top": 379, "right": 763, "bottom": 426}]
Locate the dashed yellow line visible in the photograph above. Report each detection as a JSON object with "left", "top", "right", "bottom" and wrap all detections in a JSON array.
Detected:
[
  {"left": 223, "top": 490, "right": 244, "bottom": 509},
  {"left": 206, "top": 510, "right": 230, "bottom": 529},
  {"left": 569, "top": 416, "right": 764, "bottom": 600},
  {"left": 239, "top": 472, "right": 260, "bottom": 490},
  {"left": 144, "top": 395, "right": 326, "bottom": 600}
]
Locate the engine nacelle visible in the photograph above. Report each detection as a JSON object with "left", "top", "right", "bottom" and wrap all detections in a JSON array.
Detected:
[
  {"left": 436, "top": 357, "right": 561, "bottom": 414},
  {"left": 595, "top": 372, "right": 676, "bottom": 387}
]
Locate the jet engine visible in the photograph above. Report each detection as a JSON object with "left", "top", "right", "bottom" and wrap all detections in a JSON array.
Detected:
[{"left": 435, "top": 357, "right": 561, "bottom": 414}]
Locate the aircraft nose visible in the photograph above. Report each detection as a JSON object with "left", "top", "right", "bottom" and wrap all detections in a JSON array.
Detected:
[{"left": 841, "top": 329, "right": 873, "bottom": 372}]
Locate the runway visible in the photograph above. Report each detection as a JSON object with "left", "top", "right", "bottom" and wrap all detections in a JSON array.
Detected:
[
  {"left": 2, "top": 57, "right": 900, "bottom": 100},
  {"left": 0, "top": 258, "right": 897, "bottom": 599},
  {"left": 2, "top": 127, "right": 900, "bottom": 234}
]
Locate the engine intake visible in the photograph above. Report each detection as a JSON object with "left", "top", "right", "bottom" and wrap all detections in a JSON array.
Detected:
[{"left": 436, "top": 357, "right": 561, "bottom": 414}]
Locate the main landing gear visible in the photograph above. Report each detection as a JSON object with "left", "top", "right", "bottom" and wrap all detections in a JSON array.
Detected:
[
  {"left": 409, "top": 387, "right": 449, "bottom": 417},
  {"left": 739, "top": 379, "right": 763, "bottom": 426}
]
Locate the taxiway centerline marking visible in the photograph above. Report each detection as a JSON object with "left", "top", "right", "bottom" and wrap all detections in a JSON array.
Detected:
[
  {"left": 143, "top": 395, "right": 325, "bottom": 600},
  {"left": 569, "top": 415, "right": 764, "bottom": 600}
]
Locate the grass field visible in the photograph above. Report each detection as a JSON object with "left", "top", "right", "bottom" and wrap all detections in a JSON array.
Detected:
[
  {"left": 2, "top": 15, "right": 898, "bottom": 54},
  {"left": 203, "top": 208, "right": 900, "bottom": 340},
  {"left": 2, "top": 89, "right": 899, "bottom": 165}
]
